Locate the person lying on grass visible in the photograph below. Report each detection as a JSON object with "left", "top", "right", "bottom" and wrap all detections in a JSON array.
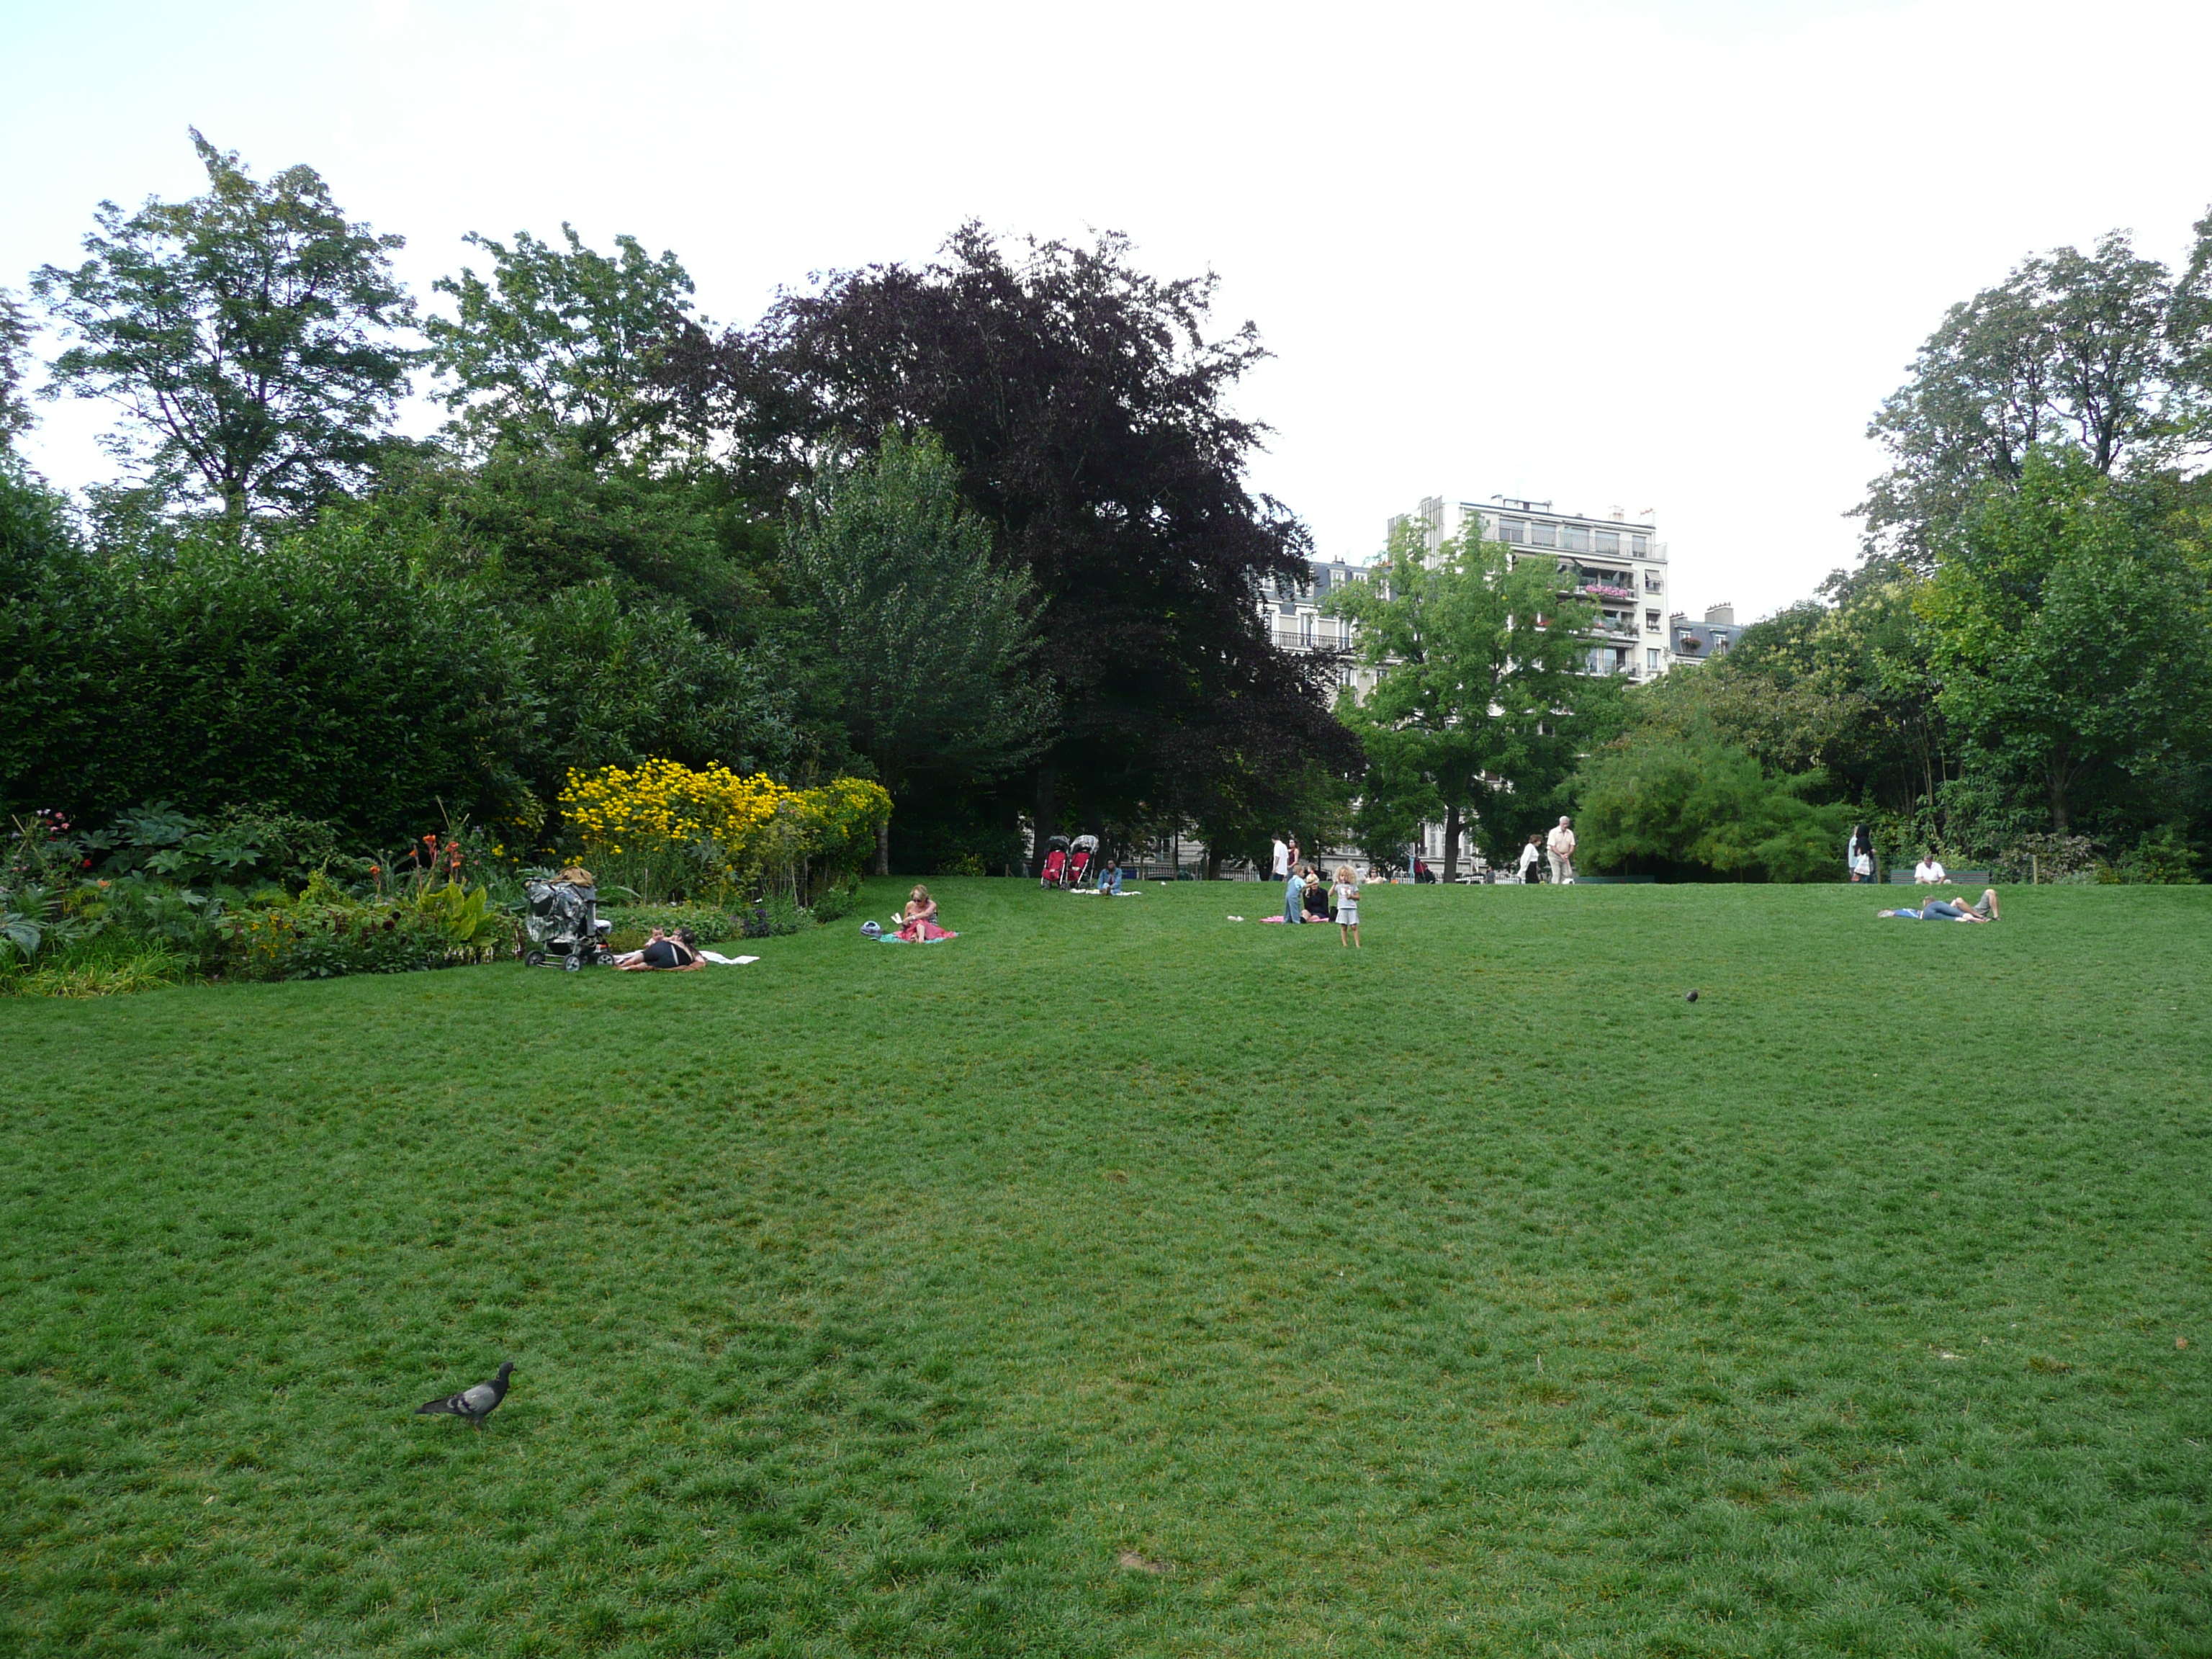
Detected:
[
  {"left": 1879, "top": 889, "right": 2000, "bottom": 922},
  {"left": 896, "top": 885, "right": 958, "bottom": 942},
  {"left": 616, "top": 926, "right": 706, "bottom": 968}
]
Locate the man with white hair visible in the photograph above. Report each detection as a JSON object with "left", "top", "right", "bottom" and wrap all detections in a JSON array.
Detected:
[{"left": 1546, "top": 817, "right": 1578, "bottom": 886}]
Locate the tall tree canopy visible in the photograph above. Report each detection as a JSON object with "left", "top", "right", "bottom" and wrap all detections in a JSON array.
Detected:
[
  {"left": 675, "top": 223, "right": 1356, "bottom": 855},
  {"left": 1917, "top": 449, "right": 2212, "bottom": 835},
  {"left": 1858, "top": 220, "right": 2211, "bottom": 567},
  {"left": 0, "top": 289, "right": 32, "bottom": 450},
  {"left": 426, "top": 224, "right": 702, "bottom": 464},
  {"left": 1330, "top": 515, "right": 1619, "bottom": 876},
  {"left": 31, "top": 130, "right": 418, "bottom": 524}
]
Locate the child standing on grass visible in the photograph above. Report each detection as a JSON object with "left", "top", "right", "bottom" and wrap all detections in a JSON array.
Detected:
[{"left": 1332, "top": 866, "right": 1361, "bottom": 947}]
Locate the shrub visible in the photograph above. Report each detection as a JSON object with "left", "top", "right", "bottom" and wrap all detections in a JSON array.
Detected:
[
  {"left": 1577, "top": 725, "right": 1851, "bottom": 882},
  {"left": 1, "top": 508, "right": 541, "bottom": 842},
  {"left": 2112, "top": 825, "right": 2200, "bottom": 885},
  {"left": 558, "top": 759, "right": 890, "bottom": 903}
]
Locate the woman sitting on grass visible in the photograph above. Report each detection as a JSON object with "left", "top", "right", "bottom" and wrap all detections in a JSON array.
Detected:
[
  {"left": 896, "top": 885, "right": 958, "bottom": 942},
  {"left": 1301, "top": 869, "right": 1331, "bottom": 923},
  {"left": 1879, "top": 889, "right": 2000, "bottom": 922}
]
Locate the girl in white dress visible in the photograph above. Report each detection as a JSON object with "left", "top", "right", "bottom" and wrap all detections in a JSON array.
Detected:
[{"left": 1332, "top": 866, "right": 1362, "bottom": 948}]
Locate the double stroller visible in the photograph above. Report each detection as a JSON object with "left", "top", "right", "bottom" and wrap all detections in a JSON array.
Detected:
[
  {"left": 523, "top": 878, "right": 616, "bottom": 971},
  {"left": 1038, "top": 834, "right": 1099, "bottom": 889}
]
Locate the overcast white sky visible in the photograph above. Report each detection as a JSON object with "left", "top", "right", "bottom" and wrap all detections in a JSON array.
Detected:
[{"left": 6, "top": 0, "right": 2208, "bottom": 619}]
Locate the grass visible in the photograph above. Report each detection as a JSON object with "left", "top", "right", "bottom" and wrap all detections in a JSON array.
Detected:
[{"left": 2, "top": 878, "right": 2208, "bottom": 1658}]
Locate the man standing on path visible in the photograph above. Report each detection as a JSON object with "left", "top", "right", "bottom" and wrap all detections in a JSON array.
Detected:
[
  {"left": 1547, "top": 817, "right": 1578, "bottom": 885},
  {"left": 1272, "top": 835, "right": 1289, "bottom": 885}
]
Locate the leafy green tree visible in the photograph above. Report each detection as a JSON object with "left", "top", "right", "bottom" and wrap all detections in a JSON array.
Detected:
[
  {"left": 426, "top": 225, "right": 701, "bottom": 464},
  {"left": 1578, "top": 723, "right": 1850, "bottom": 882},
  {"left": 31, "top": 130, "right": 418, "bottom": 526},
  {"left": 783, "top": 428, "right": 1055, "bottom": 871},
  {"left": 0, "top": 289, "right": 33, "bottom": 449},
  {"left": 1859, "top": 224, "right": 2208, "bottom": 567},
  {"left": 370, "top": 449, "right": 773, "bottom": 631},
  {"left": 1328, "top": 513, "right": 1616, "bottom": 877},
  {"left": 1918, "top": 449, "right": 2212, "bottom": 834}
]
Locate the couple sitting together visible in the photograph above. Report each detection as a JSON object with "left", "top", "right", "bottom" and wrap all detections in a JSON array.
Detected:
[{"left": 1879, "top": 889, "right": 2001, "bottom": 923}]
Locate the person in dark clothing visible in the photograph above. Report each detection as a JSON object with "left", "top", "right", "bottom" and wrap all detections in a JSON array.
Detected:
[{"left": 1302, "top": 869, "right": 1331, "bottom": 922}]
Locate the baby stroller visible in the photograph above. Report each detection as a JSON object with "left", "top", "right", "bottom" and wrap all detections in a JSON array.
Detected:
[
  {"left": 1038, "top": 835, "right": 1071, "bottom": 889},
  {"left": 1067, "top": 835, "right": 1098, "bottom": 887},
  {"left": 522, "top": 878, "right": 616, "bottom": 971}
]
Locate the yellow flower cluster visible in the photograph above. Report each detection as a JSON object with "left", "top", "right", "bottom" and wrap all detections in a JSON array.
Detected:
[{"left": 561, "top": 758, "right": 793, "bottom": 869}]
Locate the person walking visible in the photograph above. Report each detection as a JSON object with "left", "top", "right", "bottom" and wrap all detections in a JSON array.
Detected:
[
  {"left": 1848, "top": 823, "right": 1875, "bottom": 883},
  {"left": 1271, "top": 835, "right": 1289, "bottom": 884},
  {"left": 1546, "top": 817, "right": 1578, "bottom": 885},
  {"left": 1517, "top": 835, "right": 1542, "bottom": 884}
]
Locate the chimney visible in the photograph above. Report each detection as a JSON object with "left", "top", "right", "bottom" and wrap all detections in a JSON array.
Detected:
[
  {"left": 1704, "top": 603, "right": 1734, "bottom": 626},
  {"left": 1609, "top": 505, "right": 1624, "bottom": 521}
]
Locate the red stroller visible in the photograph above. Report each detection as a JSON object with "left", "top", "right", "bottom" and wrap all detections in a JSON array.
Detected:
[
  {"left": 1067, "top": 835, "right": 1098, "bottom": 886},
  {"left": 1038, "top": 835, "right": 1071, "bottom": 888}
]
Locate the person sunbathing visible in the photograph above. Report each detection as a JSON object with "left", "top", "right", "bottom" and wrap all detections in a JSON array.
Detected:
[
  {"left": 616, "top": 926, "right": 706, "bottom": 968},
  {"left": 896, "top": 884, "right": 958, "bottom": 941},
  {"left": 1879, "top": 888, "right": 2000, "bottom": 922}
]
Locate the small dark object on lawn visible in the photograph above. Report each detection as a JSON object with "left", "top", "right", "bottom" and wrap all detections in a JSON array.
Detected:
[
  {"left": 415, "top": 1361, "right": 514, "bottom": 1430},
  {"left": 1685, "top": 989, "right": 1699, "bottom": 1002}
]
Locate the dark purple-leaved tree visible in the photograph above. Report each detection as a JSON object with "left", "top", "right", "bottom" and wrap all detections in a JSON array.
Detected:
[{"left": 670, "top": 224, "right": 1357, "bottom": 866}]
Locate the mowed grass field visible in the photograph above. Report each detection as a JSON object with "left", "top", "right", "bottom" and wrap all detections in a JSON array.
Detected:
[{"left": 3, "top": 879, "right": 2208, "bottom": 1659}]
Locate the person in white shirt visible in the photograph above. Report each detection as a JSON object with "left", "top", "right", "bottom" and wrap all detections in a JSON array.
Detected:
[
  {"left": 1913, "top": 853, "right": 1947, "bottom": 884},
  {"left": 1546, "top": 817, "right": 1577, "bottom": 885},
  {"left": 1271, "top": 836, "right": 1288, "bottom": 882},
  {"left": 1516, "top": 836, "right": 1542, "bottom": 884}
]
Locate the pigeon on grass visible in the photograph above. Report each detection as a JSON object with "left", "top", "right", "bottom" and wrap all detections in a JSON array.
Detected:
[{"left": 415, "top": 1361, "right": 514, "bottom": 1430}]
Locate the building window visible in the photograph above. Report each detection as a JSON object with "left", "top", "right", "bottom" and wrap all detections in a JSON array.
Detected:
[
  {"left": 1563, "top": 526, "right": 1590, "bottom": 553},
  {"left": 1596, "top": 529, "right": 1619, "bottom": 554},
  {"left": 1529, "top": 521, "right": 1556, "bottom": 548},
  {"left": 1644, "top": 572, "right": 1662, "bottom": 592},
  {"left": 1645, "top": 609, "right": 1660, "bottom": 631},
  {"left": 1498, "top": 518, "right": 1526, "bottom": 543},
  {"left": 1632, "top": 534, "right": 1649, "bottom": 557},
  {"left": 1301, "top": 613, "right": 1315, "bottom": 647},
  {"left": 1647, "top": 647, "right": 1660, "bottom": 670}
]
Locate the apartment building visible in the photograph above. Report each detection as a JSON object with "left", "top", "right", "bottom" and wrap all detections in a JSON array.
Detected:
[
  {"left": 1262, "top": 495, "right": 1678, "bottom": 685},
  {"left": 1671, "top": 603, "right": 1743, "bottom": 665}
]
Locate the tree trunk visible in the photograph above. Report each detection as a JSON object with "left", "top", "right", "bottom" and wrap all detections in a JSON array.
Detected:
[
  {"left": 1205, "top": 845, "right": 1223, "bottom": 881},
  {"left": 875, "top": 818, "right": 891, "bottom": 876},
  {"left": 2049, "top": 771, "right": 2070, "bottom": 835},
  {"left": 1030, "top": 765, "right": 1058, "bottom": 876},
  {"left": 1443, "top": 804, "right": 1462, "bottom": 883}
]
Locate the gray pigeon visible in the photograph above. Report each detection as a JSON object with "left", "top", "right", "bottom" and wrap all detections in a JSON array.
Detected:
[{"left": 415, "top": 1361, "right": 513, "bottom": 1430}]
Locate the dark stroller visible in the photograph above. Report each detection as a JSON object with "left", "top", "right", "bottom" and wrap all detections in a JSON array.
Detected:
[{"left": 523, "top": 879, "right": 616, "bottom": 971}]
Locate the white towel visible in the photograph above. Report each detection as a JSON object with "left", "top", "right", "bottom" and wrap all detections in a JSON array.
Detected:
[{"left": 699, "top": 952, "right": 760, "bottom": 966}]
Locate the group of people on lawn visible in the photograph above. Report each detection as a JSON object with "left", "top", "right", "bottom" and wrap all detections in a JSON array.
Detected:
[{"left": 1269, "top": 860, "right": 1362, "bottom": 945}]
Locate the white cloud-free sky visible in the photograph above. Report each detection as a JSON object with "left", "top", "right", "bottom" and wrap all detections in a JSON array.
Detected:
[{"left": 6, "top": 0, "right": 2208, "bottom": 619}]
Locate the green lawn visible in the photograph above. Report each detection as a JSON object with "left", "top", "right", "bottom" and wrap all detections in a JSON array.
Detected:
[{"left": 4, "top": 879, "right": 2208, "bottom": 1658}]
